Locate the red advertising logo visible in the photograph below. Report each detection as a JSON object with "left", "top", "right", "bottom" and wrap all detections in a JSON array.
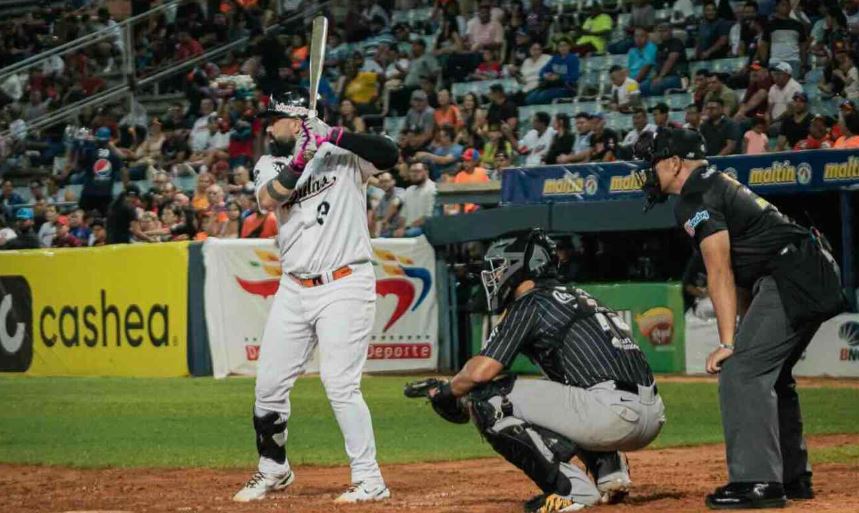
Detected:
[{"left": 245, "top": 345, "right": 260, "bottom": 361}]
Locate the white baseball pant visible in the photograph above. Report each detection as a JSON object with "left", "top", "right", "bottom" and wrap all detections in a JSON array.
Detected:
[{"left": 254, "top": 262, "right": 384, "bottom": 486}]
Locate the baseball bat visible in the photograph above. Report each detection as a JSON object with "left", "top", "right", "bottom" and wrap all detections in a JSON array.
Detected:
[{"left": 308, "top": 16, "right": 328, "bottom": 117}]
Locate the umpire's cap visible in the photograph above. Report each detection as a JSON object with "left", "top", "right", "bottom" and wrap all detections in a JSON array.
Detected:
[
  {"left": 633, "top": 127, "right": 706, "bottom": 212},
  {"left": 259, "top": 88, "right": 320, "bottom": 120}
]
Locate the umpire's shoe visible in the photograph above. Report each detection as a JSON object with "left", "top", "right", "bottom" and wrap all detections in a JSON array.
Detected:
[
  {"left": 784, "top": 473, "right": 814, "bottom": 500},
  {"left": 232, "top": 470, "right": 295, "bottom": 502},
  {"left": 705, "top": 482, "right": 787, "bottom": 509}
]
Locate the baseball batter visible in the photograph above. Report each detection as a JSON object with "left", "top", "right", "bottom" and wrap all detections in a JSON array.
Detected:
[{"left": 233, "top": 88, "right": 399, "bottom": 503}]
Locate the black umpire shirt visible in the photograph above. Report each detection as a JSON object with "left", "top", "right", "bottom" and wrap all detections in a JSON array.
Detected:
[
  {"left": 673, "top": 165, "right": 808, "bottom": 288},
  {"left": 480, "top": 283, "right": 654, "bottom": 389}
]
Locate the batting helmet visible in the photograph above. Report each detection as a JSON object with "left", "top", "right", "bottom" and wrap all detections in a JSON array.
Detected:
[{"left": 259, "top": 87, "right": 321, "bottom": 120}]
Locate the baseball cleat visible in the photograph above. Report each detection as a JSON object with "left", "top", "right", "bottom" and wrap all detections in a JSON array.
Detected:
[
  {"left": 523, "top": 492, "right": 548, "bottom": 512},
  {"left": 232, "top": 470, "right": 295, "bottom": 502},
  {"left": 536, "top": 493, "right": 587, "bottom": 512},
  {"left": 598, "top": 476, "right": 631, "bottom": 504},
  {"left": 334, "top": 481, "right": 391, "bottom": 503}
]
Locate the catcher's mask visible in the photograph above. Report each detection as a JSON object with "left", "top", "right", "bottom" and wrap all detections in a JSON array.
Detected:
[
  {"left": 481, "top": 229, "right": 558, "bottom": 314},
  {"left": 632, "top": 127, "right": 706, "bottom": 212}
]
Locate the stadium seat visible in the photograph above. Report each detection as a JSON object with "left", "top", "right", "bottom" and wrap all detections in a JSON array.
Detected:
[
  {"left": 391, "top": 7, "right": 434, "bottom": 26},
  {"left": 451, "top": 78, "right": 522, "bottom": 100},
  {"left": 642, "top": 92, "right": 694, "bottom": 110},
  {"left": 689, "top": 57, "right": 746, "bottom": 77}
]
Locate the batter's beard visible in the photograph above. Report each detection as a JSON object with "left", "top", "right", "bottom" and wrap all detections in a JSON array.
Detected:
[{"left": 268, "top": 134, "right": 295, "bottom": 157}]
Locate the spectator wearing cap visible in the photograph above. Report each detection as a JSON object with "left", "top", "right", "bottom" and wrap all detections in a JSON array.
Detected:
[
  {"left": 767, "top": 61, "right": 803, "bottom": 123},
  {"left": 434, "top": 89, "right": 463, "bottom": 129},
  {"left": 760, "top": 0, "right": 808, "bottom": 79},
  {"left": 622, "top": 108, "right": 657, "bottom": 146},
  {"left": 775, "top": 92, "right": 812, "bottom": 151},
  {"left": 650, "top": 102, "right": 681, "bottom": 129},
  {"left": 627, "top": 28, "right": 657, "bottom": 84},
  {"left": 448, "top": 148, "right": 490, "bottom": 214},
  {"left": 795, "top": 115, "right": 834, "bottom": 150},
  {"left": 641, "top": 22, "right": 688, "bottom": 96},
  {"left": 734, "top": 62, "right": 773, "bottom": 123},
  {"left": 704, "top": 72, "right": 739, "bottom": 117},
  {"left": 743, "top": 116, "right": 770, "bottom": 154},
  {"left": 696, "top": 1, "right": 732, "bottom": 60},
  {"left": 588, "top": 113, "right": 619, "bottom": 161},
  {"left": 1, "top": 180, "right": 25, "bottom": 220},
  {"left": 107, "top": 185, "right": 150, "bottom": 244},
  {"left": 572, "top": 2, "right": 613, "bottom": 55},
  {"left": 28, "top": 179, "right": 45, "bottom": 203},
  {"left": 684, "top": 104, "right": 703, "bottom": 131},
  {"left": 511, "top": 111, "right": 556, "bottom": 165},
  {"left": 487, "top": 85, "right": 520, "bottom": 131},
  {"left": 544, "top": 114, "right": 575, "bottom": 165},
  {"left": 89, "top": 218, "right": 107, "bottom": 247},
  {"left": 399, "top": 89, "right": 436, "bottom": 156},
  {"left": 51, "top": 215, "right": 83, "bottom": 248},
  {"left": 414, "top": 125, "right": 464, "bottom": 181},
  {"left": 76, "top": 126, "right": 127, "bottom": 216},
  {"left": 396, "top": 161, "right": 437, "bottom": 238},
  {"left": 833, "top": 111, "right": 859, "bottom": 148},
  {"left": 0, "top": 207, "right": 38, "bottom": 250},
  {"left": 609, "top": 65, "right": 642, "bottom": 113},
  {"left": 525, "top": 37, "right": 579, "bottom": 105},
  {"left": 701, "top": 97, "right": 741, "bottom": 155}
]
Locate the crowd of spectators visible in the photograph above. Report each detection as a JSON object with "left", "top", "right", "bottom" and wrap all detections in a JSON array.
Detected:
[{"left": 0, "top": 0, "right": 856, "bottom": 249}]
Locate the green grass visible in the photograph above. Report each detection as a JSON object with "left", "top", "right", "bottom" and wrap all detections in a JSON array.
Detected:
[{"left": 1, "top": 376, "right": 858, "bottom": 468}]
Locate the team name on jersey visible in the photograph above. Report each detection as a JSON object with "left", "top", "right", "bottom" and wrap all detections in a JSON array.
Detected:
[{"left": 288, "top": 174, "right": 338, "bottom": 206}]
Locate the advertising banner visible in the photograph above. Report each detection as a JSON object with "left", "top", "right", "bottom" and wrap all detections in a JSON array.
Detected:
[
  {"left": 502, "top": 149, "right": 859, "bottom": 204},
  {"left": 686, "top": 312, "right": 859, "bottom": 377},
  {"left": 471, "top": 282, "right": 686, "bottom": 374},
  {"left": 0, "top": 243, "right": 189, "bottom": 377},
  {"left": 203, "top": 237, "right": 438, "bottom": 378}
]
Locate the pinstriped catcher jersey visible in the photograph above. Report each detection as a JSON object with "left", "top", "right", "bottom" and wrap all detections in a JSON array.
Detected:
[{"left": 253, "top": 143, "right": 378, "bottom": 275}]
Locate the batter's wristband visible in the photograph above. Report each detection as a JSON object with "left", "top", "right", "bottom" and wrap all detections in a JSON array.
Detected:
[{"left": 276, "top": 165, "right": 301, "bottom": 189}]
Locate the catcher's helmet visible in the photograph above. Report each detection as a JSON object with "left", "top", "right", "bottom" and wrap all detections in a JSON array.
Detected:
[
  {"left": 632, "top": 127, "right": 706, "bottom": 211},
  {"left": 481, "top": 229, "right": 558, "bottom": 314},
  {"left": 259, "top": 87, "right": 320, "bottom": 120}
]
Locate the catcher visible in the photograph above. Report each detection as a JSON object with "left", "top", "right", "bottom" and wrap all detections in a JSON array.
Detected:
[{"left": 407, "top": 230, "right": 665, "bottom": 513}]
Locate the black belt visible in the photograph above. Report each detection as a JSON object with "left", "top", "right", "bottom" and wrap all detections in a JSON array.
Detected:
[{"left": 614, "top": 380, "right": 658, "bottom": 396}]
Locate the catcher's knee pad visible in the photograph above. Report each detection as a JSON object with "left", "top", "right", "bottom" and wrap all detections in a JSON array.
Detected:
[
  {"left": 253, "top": 410, "right": 287, "bottom": 464},
  {"left": 481, "top": 416, "right": 573, "bottom": 496}
]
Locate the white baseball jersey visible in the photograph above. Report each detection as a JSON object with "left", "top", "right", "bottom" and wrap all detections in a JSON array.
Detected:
[{"left": 253, "top": 143, "right": 378, "bottom": 275}]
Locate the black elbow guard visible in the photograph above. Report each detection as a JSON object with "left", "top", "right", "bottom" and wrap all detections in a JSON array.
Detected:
[{"left": 338, "top": 131, "right": 399, "bottom": 170}]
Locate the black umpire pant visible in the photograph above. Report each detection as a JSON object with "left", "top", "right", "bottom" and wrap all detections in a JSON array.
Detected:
[{"left": 719, "top": 275, "right": 819, "bottom": 484}]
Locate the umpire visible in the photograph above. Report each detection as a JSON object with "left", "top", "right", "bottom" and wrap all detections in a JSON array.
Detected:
[
  {"left": 427, "top": 230, "right": 665, "bottom": 513},
  {"left": 633, "top": 128, "right": 846, "bottom": 509}
]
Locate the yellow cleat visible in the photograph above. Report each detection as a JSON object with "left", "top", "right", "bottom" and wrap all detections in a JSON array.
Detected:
[{"left": 537, "top": 493, "right": 587, "bottom": 513}]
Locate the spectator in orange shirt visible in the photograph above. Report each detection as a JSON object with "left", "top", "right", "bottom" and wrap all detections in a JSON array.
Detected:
[
  {"left": 433, "top": 89, "right": 463, "bottom": 129},
  {"left": 192, "top": 172, "right": 215, "bottom": 212},
  {"left": 833, "top": 111, "right": 859, "bottom": 148},
  {"left": 794, "top": 115, "right": 833, "bottom": 150},
  {"left": 241, "top": 199, "right": 279, "bottom": 238},
  {"left": 450, "top": 148, "right": 489, "bottom": 214}
]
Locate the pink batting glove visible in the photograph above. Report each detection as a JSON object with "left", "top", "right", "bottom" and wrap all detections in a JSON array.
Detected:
[{"left": 314, "top": 126, "right": 344, "bottom": 147}]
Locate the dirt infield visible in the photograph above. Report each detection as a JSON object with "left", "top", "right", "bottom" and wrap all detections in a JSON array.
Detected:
[{"left": 2, "top": 434, "right": 857, "bottom": 513}]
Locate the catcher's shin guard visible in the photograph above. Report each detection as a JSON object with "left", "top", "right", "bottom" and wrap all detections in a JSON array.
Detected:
[
  {"left": 470, "top": 383, "right": 578, "bottom": 496},
  {"left": 253, "top": 410, "right": 287, "bottom": 464}
]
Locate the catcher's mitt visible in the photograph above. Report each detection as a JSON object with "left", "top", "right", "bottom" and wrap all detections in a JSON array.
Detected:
[{"left": 404, "top": 378, "right": 470, "bottom": 424}]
